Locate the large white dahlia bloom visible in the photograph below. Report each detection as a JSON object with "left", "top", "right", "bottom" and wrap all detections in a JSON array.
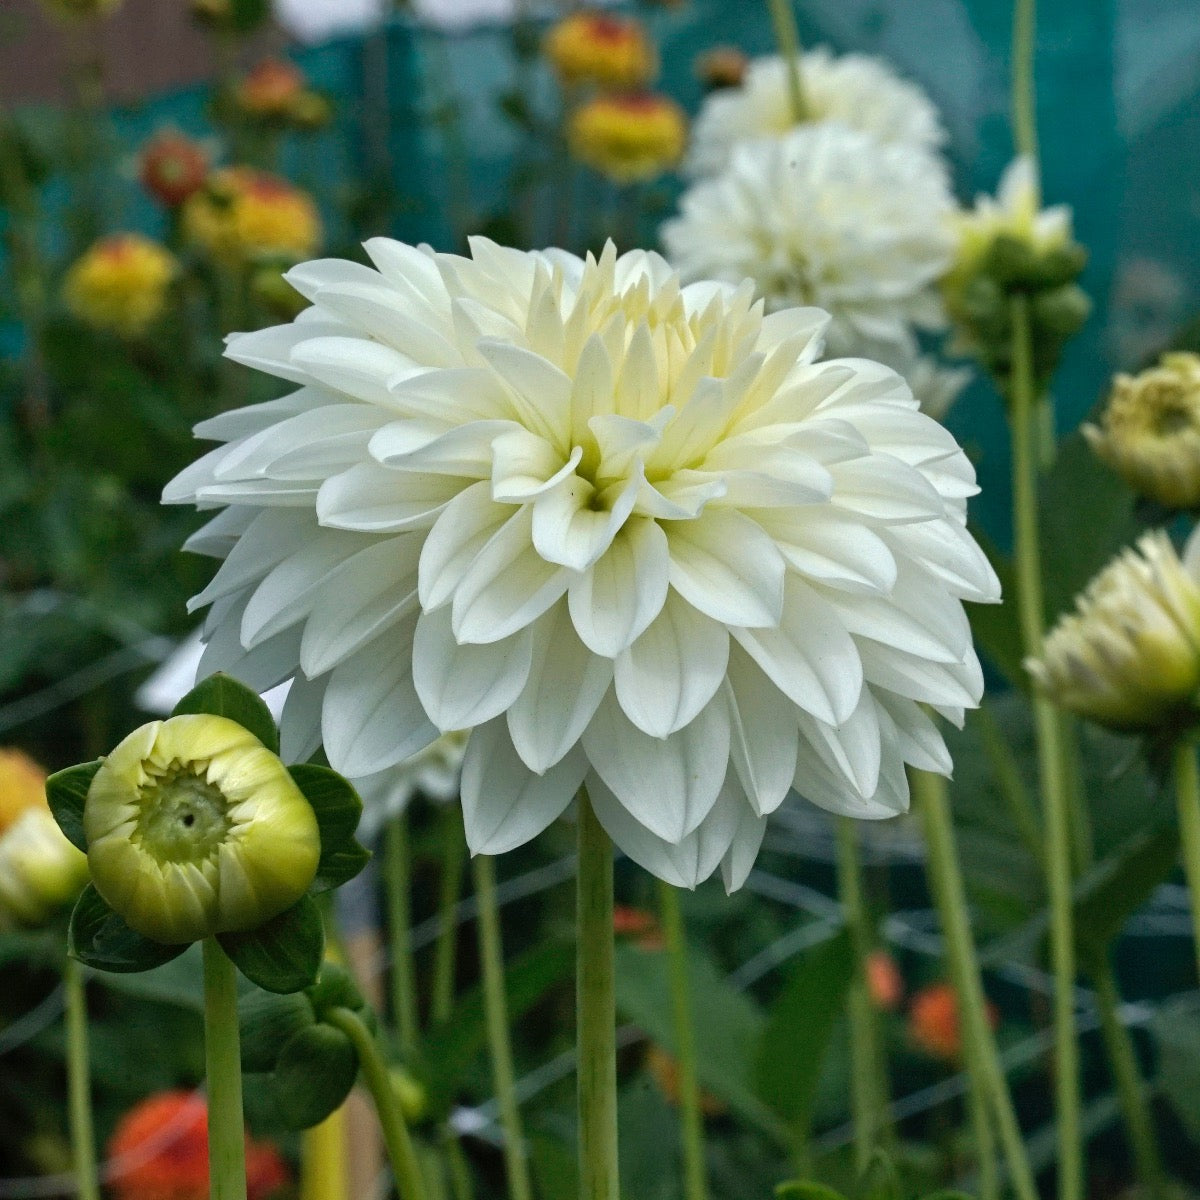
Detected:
[
  {"left": 164, "top": 238, "right": 998, "bottom": 889},
  {"left": 685, "top": 48, "right": 947, "bottom": 180},
  {"left": 663, "top": 124, "right": 955, "bottom": 367}
]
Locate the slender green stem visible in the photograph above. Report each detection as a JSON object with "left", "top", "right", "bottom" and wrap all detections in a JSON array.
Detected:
[
  {"left": 764, "top": 0, "right": 807, "bottom": 122},
  {"left": 202, "top": 939, "right": 247, "bottom": 1200},
  {"left": 1011, "top": 0, "right": 1040, "bottom": 177},
  {"left": 1010, "top": 292, "right": 1083, "bottom": 1200},
  {"left": 1089, "top": 955, "right": 1165, "bottom": 1195},
  {"left": 442, "top": 1128, "right": 476, "bottom": 1200},
  {"left": 1174, "top": 740, "right": 1200, "bottom": 984},
  {"left": 833, "top": 818, "right": 892, "bottom": 1171},
  {"left": 432, "top": 806, "right": 465, "bottom": 1026},
  {"left": 472, "top": 854, "right": 534, "bottom": 1200},
  {"left": 974, "top": 703, "right": 1043, "bottom": 865},
  {"left": 64, "top": 959, "right": 99, "bottom": 1200},
  {"left": 656, "top": 880, "right": 708, "bottom": 1200},
  {"left": 577, "top": 792, "right": 619, "bottom": 1200},
  {"left": 326, "top": 1007, "right": 428, "bottom": 1200},
  {"left": 964, "top": 1055, "right": 999, "bottom": 1200},
  {"left": 915, "top": 770, "right": 1038, "bottom": 1200},
  {"left": 385, "top": 817, "right": 420, "bottom": 1058}
]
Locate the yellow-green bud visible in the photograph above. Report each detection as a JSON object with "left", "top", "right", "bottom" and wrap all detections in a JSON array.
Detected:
[
  {"left": 389, "top": 1067, "right": 427, "bottom": 1124},
  {"left": 1084, "top": 352, "right": 1200, "bottom": 510},
  {"left": 1026, "top": 530, "right": 1200, "bottom": 732},
  {"left": 0, "top": 808, "right": 88, "bottom": 929},
  {"left": 85, "top": 715, "right": 320, "bottom": 944}
]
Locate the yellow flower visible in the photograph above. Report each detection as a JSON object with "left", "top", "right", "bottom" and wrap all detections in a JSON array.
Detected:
[
  {"left": 0, "top": 808, "right": 88, "bottom": 930},
  {"left": 63, "top": 234, "right": 177, "bottom": 337},
  {"left": 84, "top": 714, "right": 320, "bottom": 944},
  {"left": 0, "top": 748, "right": 49, "bottom": 837},
  {"left": 183, "top": 167, "right": 322, "bottom": 265},
  {"left": 544, "top": 11, "right": 658, "bottom": 91},
  {"left": 1026, "top": 530, "right": 1200, "bottom": 732},
  {"left": 568, "top": 93, "right": 687, "bottom": 184},
  {"left": 1084, "top": 353, "right": 1200, "bottom": 509}
]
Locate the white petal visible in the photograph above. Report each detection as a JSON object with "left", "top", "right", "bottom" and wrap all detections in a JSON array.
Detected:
[
  {"left": 531, "top": 468, "right": 641, "bottom": 571},
  {"left": 491, "top": 431, "right": 581, "bottom": 503},
  {"left": 756, "top": 508, "right": 898, "bottom": 594},
  {"left": 461, "top": 720, "right": 586, "bottom": 855},
  {"left": 388, "top": 367, "right": 514, "bottom": 424},
  {"left": 316, "top": 464, "right": 464, "bottom": 532},
  {"left": 476, "top": 340, "right": 571, "bottom": 448},
  {"left": 568, "top": 517, "right": 670, "bottom": 656},
  {"left": 506, "top": 605, "right": 612, "bottom": 773},
  {"left": 723, "top": 646, "right": 798, "bottom": 816},
  {"left": 289, "top": 337, "right": 419, "bottom": 407},
  {"left": 418, "top": 481, "right": 511, "bottom": 612},
  {"left": 187, "top": 510, "right": 314, "bottom": 614},
  {"left": 720, "top": 797, "right": 769, "bottom": 892},
  {"left": 370, "top": 419, "right": 516, "bottom": 478},
  {"left": 614, "top": 593, "right": 729, "bottom": 737},
  {"left": 192, "top": 388, "right": 330, "bottom": 443},
  {"left": 313, "top": 282, "right": 460, "bottom": 366},
  {"left": 581, "top": 692, "right": 730, "bottom": 844},
  {"left": 279, "top": 672, "right": 327, "bottom": 764},
  {"left": 797, "top": 690, "right": 883, "bottom": 799}
]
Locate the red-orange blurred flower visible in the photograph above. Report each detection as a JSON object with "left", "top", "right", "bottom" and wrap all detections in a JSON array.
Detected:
[
  {"left": 612, "top": 905, "right": 663, "bottom": 950},
  {"left": 235, "top": 59, "right": 306, "bottom": 119},
  {"left": 107, "top": 1090, "right": 289, "bottom": 1200},
  {"left": 139, "top": 131, "right": 209, "bottom": 208},
  {"left": 908, "top": 982, "right": 998, "bottom": 1063},
  {"left": 645, "top": 1046, "right": 725, "bottom": 1115},
  {"left": 865, "top": 950, "right": 903, "bottom": 1012},
  {"left": 544, "top": 11, "right": 658, "bottom": 91},
  {"left": 695, "top": 46, "right": 748, "bottom": 91}
]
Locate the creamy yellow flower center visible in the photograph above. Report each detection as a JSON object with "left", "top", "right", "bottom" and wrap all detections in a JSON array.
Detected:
[{"left": 134, "top": 760, "right": 232, "bottom": 864}]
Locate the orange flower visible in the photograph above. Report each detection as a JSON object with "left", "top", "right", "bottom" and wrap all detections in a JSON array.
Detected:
[
  {"left": 107, "top": 1091, "right": 289, "bottom": 1200},
  {"left": 139, "top": 131, "right": 209, "bottom": 208},
  {"left": 695, "top": 46, "right": 748, "bottom": 92},
  {"left": 908, "top": 982, "right": 998, "bottom": 1062},
  {"left": 235, "top": 59, "right": 305, "bottom": 119},
  {"left": 645, "top": 1047, "right": 725, "bottom": 1116},
  {"left": 612, "top": 905, "right": 664, "bottom": 950},
  {"left": 544, "top": 11, "right": 657, "bottom": 91},
  {"left": 568, "top": 92, "right": 687, "bottom": 184},
  {"left": 865, "top": 950, "right": 903, "bottom": 1012},
  {"left": 0, "top": 748, "right": 47, "bottom": 837}
]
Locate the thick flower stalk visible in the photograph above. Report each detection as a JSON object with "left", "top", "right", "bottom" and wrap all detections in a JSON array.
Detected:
[
  {"left": 684, "top": 48, "right": 947, "bottom": 180},
  {"left": 85, "top": 714, "right": 319, "bottom": 943},
  {"left": 1084, "top": 352, "right": 1200, "bottom": 510},
  {"left": 165, "top": 237, "right": 998, "bottom": 889},
  {"left": 663, "top": 124, "right": 954, "bottom": 369}
]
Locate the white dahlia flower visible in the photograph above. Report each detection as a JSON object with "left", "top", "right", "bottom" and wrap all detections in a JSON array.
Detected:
[
  {"left": 164, "top": 238, "right": 998, "bottom": 890},
  {"left": 685, "top": 48, "right": 947, "bottom": 180},
  {"left": 355, "top": 730, "right": 468, "bottom": 842},
  {"left": 663, "top": 124, "right": 955, "bottom": 367}
]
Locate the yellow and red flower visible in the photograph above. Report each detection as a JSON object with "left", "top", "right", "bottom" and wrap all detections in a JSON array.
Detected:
[
  {"left": 63, "top": 234, "right": 178, "bottom": 337},
  {"left": 544, "top": 11, "right": 658, "bottom": 91},
  {"left": 139, "top": 131, "right": 210, "bottom": 209},
  {"left": 568, "top": 92, "right": 687, "bottom": 184}
]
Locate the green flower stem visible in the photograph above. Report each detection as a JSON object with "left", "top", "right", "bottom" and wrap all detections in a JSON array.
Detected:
[
  {"left": 202, "top": 938, "right": 248, "bottom": 1200},
  {"left": 656, "top": 880, "right": 708, "bottom": 1200},
  {"left": 577, "top": 791, "right": 619, "bottom": 1200},
  {"left": 1088, "top": 955, "right": 1165, "bottom": 1195},
  {"left": 385, "top": 817, "right": 420, "bottom": 1058},
  {"left": 442, "top": 1128, "right": 476, "bottom": 1200},
  {"left": 471, "top": 853, "right": 534, "bottom": 1200},
  {"left": 974, "top": 703, "right": 1043, "bottom": 865},
  {"left": 1173, "top": 740, "right": 1200, "bottom": 984},
  {"left": 1010, "top": 291, "right": 1084, "bottom": 1200},
  {"left": 915, "top": 769, "right": 1038, "bottom": 1200},
  {"left": 764, "top": 0, "right": 807, "bottom": 122},
  {"left": 325, "top": 1006, "right": 428, "bottom": 1200},
  {"left": 64, "top": 958, "right": 99, "bottom": 1200},
  {"left": 833, "top": 818, "right": 892, "bottom": 1171},
  {"left": 965, "top": 1056, "right": 999, "bottom": 1200},
  {"left": 432, "top": 806, "right": 465, "bottom": 1026},
  {"left": 1011, "top": 0, "right": 1040, "bottom": 177}
]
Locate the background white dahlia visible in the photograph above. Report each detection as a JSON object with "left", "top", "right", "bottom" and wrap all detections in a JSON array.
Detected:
[
  {"left": 684, "top": 48, "right": 947, "bottom": 180},
  {"left": 165, "top": 237, "right": 998, "bottom": 889},
  {"left": 664, "top": 124, "right": 955, "bottom": 370}
]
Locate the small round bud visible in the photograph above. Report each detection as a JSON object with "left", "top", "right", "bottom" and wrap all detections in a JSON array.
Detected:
[
  {"left": 695, "top": 46, "right": 748, "bottom": 92},
  {"left": 84, "top": 714, "right": 320, "bottom": 943},
  {"left": 139, "top": 130, "right": 209, "bottom": 208},
  {"left": 1031, "top": 283, "right": 1091, "bottom": 339},
  {"left": 389, "top": 1068, "right": 427, "bottom": 1124},
  {"left": 0, "top": 808, "right": 88, "bottom": 929}
]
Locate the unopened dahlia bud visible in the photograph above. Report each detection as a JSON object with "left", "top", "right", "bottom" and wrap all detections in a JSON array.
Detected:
[
  {"left": 1026, "top": 530, "right": 1200, "bottom": 732},
  {"left": 544, "top": 11, "right": 658, "bottom": 90},
  {"left": 1084, "top": 353, "right": 1200, "bottom": 509},
  {"left": 695, "top": 46, "right": 748, "bottom": 92},
  {"left": 0, "top": 808, "right": 88, "bottom": 929},
  {"left": 568, "top": 93, "right": 687, "bottom": 184},
  {"left": 85, "top": 714, "right": 320, "bottom": 943}
]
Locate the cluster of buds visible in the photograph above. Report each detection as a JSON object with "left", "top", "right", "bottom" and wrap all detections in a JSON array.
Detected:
[
  {"left": 62, "top": 233, "right": 178, "bottom": 337},
  {"left": 1084, "top": 352, "right": 1200, "bottom": 510},
  {"left": 941, "top": 157, "right": 1089, "bottom": 398},
  {"left": 226, "top": 59, "right": 333, "bottom": 132}
]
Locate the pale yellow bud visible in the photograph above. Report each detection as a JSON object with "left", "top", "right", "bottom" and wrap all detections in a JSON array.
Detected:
[
  {"left": 1026, "top": 530, "right": 1200, "bottom": 731},
  {"left": 85, "top": 715, "right": 320, "bottom": 944},
  {"left": 0, "top": 808, "right": 88, "bottom": 930},
  {"left": 1084, "top": 353, "right": 1200, "bottom": 509}
]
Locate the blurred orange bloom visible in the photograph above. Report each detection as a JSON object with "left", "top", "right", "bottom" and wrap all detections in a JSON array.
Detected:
[
  {"left": 568, "top": 93, "right": 687, "bottom": 184},
  {"left": 544, "top": 11, "right": 658, "bottom": 91},
  {"left": 645, "top": 1046, "right": 725, "bottom": 1116},
  {"left": 695, "top": 46, "right": 748, "bottom": 91},
  {"left": 0, "top": 749, "right": 47, "bottom": 837},
  {"left": 235, "top": 59, "right": 306, "bottom": 119},
  {"left": 612, "top": 905, "right": 664, "bottom": 950},
  {"left": 908, "top": 981, "right": 998, "bottom": 1062},
  {"left": 107, "top": 1091, "right": 289, "bottom": 1200},
  {"left": 139, "top": 131, "right": 210, "bottom": 208},
  {"left": 865, "top": 949, "right": 903, "bottom": 1012}
]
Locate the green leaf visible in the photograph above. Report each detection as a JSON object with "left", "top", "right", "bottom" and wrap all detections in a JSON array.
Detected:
[
  {"left": 754, "top": 928, "right": 854, "bottom": 1126},
  {"left": 1151, "top": 995, "right": 1200, "bottom": 1144},
  {"left": 775, "top": 1184, "right": 848, "bottom": 1200},
  {"left": 45, "top": 760, "right": 101, "bottom": 852},
  {"left": 218, "top": 895, "right": 325, "bottom": 994},
  {"left": 171, "top": 673, "right": 280, "bottom": 755},
  {"left": 287, "top": 764, "right": 369, "bottom": 892},
  {"left": 858, "top": 1150, "right": 902, "bottom": 1200},
  {"left": 272, "top": 1023, "right": 358, "bottom": 1129},
  {"left": 93, "top": 944, "right": 205, "bottom": 1011},
  {"left": 239, "top": 988, "right": 315, "bottom": 1073},
  {"left": 69, "top": 884, "right": 189, "bottom": 974}
]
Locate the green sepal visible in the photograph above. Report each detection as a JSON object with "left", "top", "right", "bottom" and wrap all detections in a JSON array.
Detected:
[
  {"left": 171, "top": 672, "right": 280, "bottom": 756},
  {"left": 69, "top": 884, "right": 189, "bottom": 974},
  {"left": 45, "top": 760, "right": 101, "bottom": 853},
  {"left": 217, "top": 894, "right": 324, "bottom": 994},
  {"left": 287, "top": 764, "right": 370, "bottom": 893},
  {"left": 239, "top": 989, "right": 315, "bottom": 1073},
  {"left": 272, "top": 1023, "right": 359, "bottom": 1130},
  {"left": 306, "top": 962, "right": 366, "bottom": 1021}
]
